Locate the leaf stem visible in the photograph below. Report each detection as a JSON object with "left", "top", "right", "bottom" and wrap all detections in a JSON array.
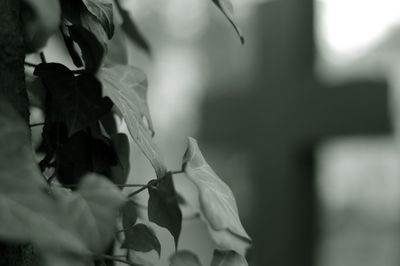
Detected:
[
  {"left": 39, "top": 52, "right": 46, "bottom": 63},
  {"left": 94, "top": 254, "right": 137, "bottom": 266},
  {"left": 54, "top": 183, "right": 147, "bottom": 189},
  {"left": 127, "top": 183, "right": 151, "bottom": 197},
  {"left": 24, "top": 62, "right": 37, "bottom": 67},
  {"left": 29, "top": 122, "right": 44, "bottom": 127},
  {"left": 170, "top": 169, "right": 184, "bottom": 175}
]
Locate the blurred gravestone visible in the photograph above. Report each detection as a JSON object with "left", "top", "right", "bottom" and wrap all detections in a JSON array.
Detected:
[{"left": 199, "top": 0, "right": 391, "bottom": 266}]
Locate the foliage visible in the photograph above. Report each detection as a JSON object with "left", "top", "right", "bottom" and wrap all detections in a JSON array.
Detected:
[{"left": 1, "top": 0, "right": 251, "bottom": 265}]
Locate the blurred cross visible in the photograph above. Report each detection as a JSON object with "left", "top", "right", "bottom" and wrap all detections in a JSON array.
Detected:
[{"left": 200, "top": 0, "right": 391, "bottom": 266}]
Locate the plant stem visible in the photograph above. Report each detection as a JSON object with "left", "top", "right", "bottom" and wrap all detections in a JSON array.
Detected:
[
  {"left": 39, "top": 52, "right": 46, "bottom": 63},
  {"left": 94, "top": 254, "right": 137, "bottom": 266},
  {"left": 24, "top": 62, "right": 37, "bottom": 67},
  {"left": 128, "top": 184, "right": 151, "bottom": 197},
  {"left": 170, "top": 169, "right": 184, "bottom": 175},
  {"left": 29, "top": 122, "right": 44, "bottom": 127}
]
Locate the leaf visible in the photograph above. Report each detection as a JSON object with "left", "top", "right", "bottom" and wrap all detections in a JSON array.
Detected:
[
  {"left": 99, "top": 65, "right": 167, "bottom": 178},
  {"left": 81, "top": 0, "right": 114, "bottom": 39},
  {"left": 182, "top": 138, "right": 251, "bottom": 255},
  {"left": 22, "top": 0, "right": 61, "bottom": 52},
  {"left": 68, "top": 24, "right": 105, "bottom": 73},
  {"left": 34, "top": 63, "right": 112, "bottom": 135},
  {"left": 59, "top": 173, "right": 125, "bottom": 253},
  {"left": 211, "top": 250, "right": 248, "bottom": 266},
  {"left": 0, "top": 101, "right": 86, "bottom": 254},
  {"left": 122, "top": 223, "right": 161, "bottom": 256},
  {"left": 104, "top": 20, "right": 129, "bottom": 66},
  {"left": 212, "top": 0, "right": 244, "bottom": 44},
  {"left": 115, "top": 0, "right": 151, "bottom": 55},
  {"left": 109, "top": 133, "right": 130, "bottom": 185},
  {"left": 148, "top": 174, "right": 182, "bottom": 249},
  {"left": 60, "top": 24, "right": 84, "bottom": 68},
  {"left": 169, "top": 250, "right": 202, "bottom": 266},
  {"left": 57, "top": 130, "right": 118, "bottom": 186},
  {"left": 0, "top": 101, "right": 124, "bottom": 263},
  {"left": 122, "top": 200, "right": 138, "bottom": 230}
]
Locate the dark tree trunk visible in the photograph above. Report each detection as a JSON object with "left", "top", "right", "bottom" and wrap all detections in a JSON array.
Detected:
[
  {"left": 0, "top": 0, "right": 29, "bottom": 120},
  {"left": 0, "top": 0, "right": 37, "bottom": 265}
]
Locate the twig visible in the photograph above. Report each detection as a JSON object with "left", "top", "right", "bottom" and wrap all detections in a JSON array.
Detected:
[
  {"left": 24, "top": 62, "right": 37, "bottom": 67},
  {"left": 29, "top": 122, "right": 45, "bottom": 127},
  {"left": 39, "top": 52, "right": 46, "bottom": 63},
  {"left": 170, "top": 169, "right": 184, "bottom": 175}
]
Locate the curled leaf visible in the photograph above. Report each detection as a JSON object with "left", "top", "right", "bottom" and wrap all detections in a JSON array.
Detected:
[
  {"left": 212, "top": 0, "right": 244, "bottom": 44},
  {"left": 182, "top": 137, "right": 251, "bottom": 254},
  {"left": 82, "top": 0, "right": 114, "bottom": 39},
  {"left": 68, "top": 25, "right": 105, "bottom": 73},
  {"left": 115, "top": 0, "right": 151, "bottom": 55},
  {"left": 99, "top": 65, "right": 167, "bottom": 177}
]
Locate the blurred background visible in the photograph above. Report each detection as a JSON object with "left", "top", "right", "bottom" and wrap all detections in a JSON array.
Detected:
[{"left": 34, "top": 0, "right": 400, "bottom": 265}]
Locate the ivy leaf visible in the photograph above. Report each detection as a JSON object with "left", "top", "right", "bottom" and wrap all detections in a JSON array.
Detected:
[
  {"left": 81, "top": 0, "right": 114, "bottom": 39},
  {"left": 148, "top": 174, "right": 182, "bottom": 249},
  {"left": 109, "top": 133, "right": 130, "bottom": 185},
  {"left": 59, "top": 173, "right": 125, "bottom": 253},
  {"left": 212, "top": 0, "right": 244, "bottom": 44},
  {"left": 182, "top": 138, "right": 251, "bottom": 255},
  {"left": 0, "top": 101, "right": 87, "bottom": 255},
  {"left": 122, "top": 200, "right": 138, "bottom": 231},
  {"left": 115, "top": 0, "right": 151, "bottom": 55},
  {"left": 34, "top": 63, "right": 112, "bottom": 135},
  {"left": 169, "top": 250, "right": 202, "bottom": 266},
  {"left": 99, "top": 65, "right": 167, "bottom": 178},
  {"left": 57, "top": 131, "right": 118, "bottom": 186},
  {"left": 68, "top": 25, "right": 105, "bottom": 73},
  {"left": 60, "top": 24, "right": 84, "bottom": 68},
  {"left": 0, "top": 101, "right": 124, "bottom": 264},
  {"left": 122, "top": 223, "right": 161, "bottom": 256},
  {"left": 210, "top": 250, "right": 248, "bottom": 266}
]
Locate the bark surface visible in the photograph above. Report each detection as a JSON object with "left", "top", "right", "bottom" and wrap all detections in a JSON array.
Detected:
[{"left": 0, "top": 1, "right": 37, "bottom": 265}]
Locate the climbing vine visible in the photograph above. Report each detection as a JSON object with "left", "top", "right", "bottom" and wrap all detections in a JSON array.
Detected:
[{"left": 0, "top": 0, "right": 251, "bottom": 265}]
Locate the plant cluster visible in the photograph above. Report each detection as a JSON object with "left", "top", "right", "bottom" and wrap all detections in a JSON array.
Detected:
[{"left": 0, "top": 0, "right": 251, "bottom": 265}]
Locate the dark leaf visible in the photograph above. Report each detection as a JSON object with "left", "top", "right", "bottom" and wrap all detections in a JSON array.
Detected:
[
  {"left": 210, "top": 250, "right": 248, "bottom": 266},
  {"left": 60, "top": 24, "right": 84, "bottom": 68},
  {"left": 0, "top": 101, "right": 125, "bottom": 264},
  {"left": 169, "top": 250, "right": 202, "bottom": 266},
  {"left": 122, "top": 200, "right": 138, "bottom": 231},
  {"left": 68, "top": 25, "right": 105, "bottom": 73},
  {"left": 34, "top": 63, "right": 112, "bottom": 135},
  {"left": 183, "top": 138, "right": 251, "bottom": 255},
  {"left": 212, "top": 0, "right": 244, "bottom": 44},
  {"left": 82, "top": 0, "right": 114, "bottom": 39},
  {"left": 99, "top": 65, "right": 167, "bottom": 178},
  {"left": 122, "top": 223, "right": 161, "bottom": 256},
  {"left": 58, "top": 130, "right": 118, "bottom": 186},
  {"left": 148, "top": 174, "right": 182, "bottom": 249},
  {"left": 109, "top": 133, "right": 130, "bottom": 185},
  {"left": 115, "top": 0, "right": 151, "bottom": 55}
]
